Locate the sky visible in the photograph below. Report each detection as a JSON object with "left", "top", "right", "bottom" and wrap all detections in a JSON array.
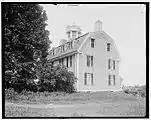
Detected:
[{"left": 41, "top": 4, "right": 146, "bottom": 86}]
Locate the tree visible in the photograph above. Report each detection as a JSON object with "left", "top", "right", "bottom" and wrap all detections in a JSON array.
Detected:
[{"left": 3, "top": 4, "right": 51, "bottom": 91}]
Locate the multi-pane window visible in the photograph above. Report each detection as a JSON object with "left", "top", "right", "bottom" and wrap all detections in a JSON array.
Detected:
[
  {"left": 91, "top": 38, "right": 95, "bottom": 48},
  {"left": 107, "top": 43, "right": 111, "bottom": 51},
  {"left": 87, "top": 55, "right": 93, "bottom": 67},
  {"left": 108, "top": 59, "right": 116, "bottom": 70},
  {"left": 108, "top": 74, "right": 116, "bottom": 86},
  {"left": 84, "top": 73, "right": 93, "bottom": 85}
]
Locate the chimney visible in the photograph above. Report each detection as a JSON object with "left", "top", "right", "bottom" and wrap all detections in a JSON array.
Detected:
[{"left": 94, "top": 20, "right": 102, "bottom": 32}]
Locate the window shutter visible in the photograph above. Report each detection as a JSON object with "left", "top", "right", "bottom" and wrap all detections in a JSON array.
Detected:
[
  {"left": 108, "top": 59, "right": 110, "bottom": 69},
  {"left": 91, "top": 74, "right": 93, "bottom": 85},
  {"left": 113, "top": 60, "right": 115, "bottom": 69},
  {"left": 91, "top": 56, "right": 93, "bottom": 66},
  {"left": 108, "top": 75, "right": 111, "bottom": 86},
  {"left": 114, "top": 75, "right": 116, "bottom": 85},
  {"left": 84, "top": 73, "right": 87, "bottom": 85},
  {"left": 87, "top": 55, "right": 90, "bottom": 66},
  {"left": 70, "top": 56, "right": 72, "bottom": 67},
  {"left": 66, "top": 57, "right": 68, "bottom": 67}
]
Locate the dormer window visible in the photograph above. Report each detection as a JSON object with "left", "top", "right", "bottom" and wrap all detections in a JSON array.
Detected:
[
  {"left": 107, "top": 43, "right": 111, "bottom": 51},
  {"left": 91, "top": 38, "right": 95, "bottom": 48},
  {"left": 69, "top": 41, "right": 73, "bottom": 49}
]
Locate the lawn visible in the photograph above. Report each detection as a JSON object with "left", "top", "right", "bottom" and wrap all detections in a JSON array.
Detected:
[{"left": 5, "top": 91, "right": 146, "bottom": 117}]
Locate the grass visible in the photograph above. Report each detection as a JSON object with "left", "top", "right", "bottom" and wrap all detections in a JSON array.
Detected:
[{"left": 5, "top": 91, "right": 146, "bottom": 117}]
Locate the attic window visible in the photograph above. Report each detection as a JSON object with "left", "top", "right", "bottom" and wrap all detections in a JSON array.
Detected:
[{"left": 107, "top": 43, "right": 111, "bottom": 51}]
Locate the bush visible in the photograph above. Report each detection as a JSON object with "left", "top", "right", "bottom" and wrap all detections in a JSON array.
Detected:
[
  {"left": 5, "top": 88, "right": 18, "bottom": 100},
  {"left": 123, "top": 85, "right": 146, "bottom": 98}
]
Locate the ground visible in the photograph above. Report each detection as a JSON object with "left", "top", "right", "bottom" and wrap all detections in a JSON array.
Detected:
[{"left": 5, "top": 91, "right": 146, "bottom": 117}]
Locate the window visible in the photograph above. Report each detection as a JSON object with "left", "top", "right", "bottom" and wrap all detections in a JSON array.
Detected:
[
  {"left": 87, "top": 55, "right": 93, "bottom": 67},
  {"left": 72, "top": 31, "right": 77, "bottom": 38},
  {"left": 70, "top": 56, "right": 72, "bottom": 67},
  {"left": 108, "top": 74, "right": 116, "bottom": 86},
  {"left": 107, "top": 43, "right": 111, "bottom": 51},
  {"left": 84, "top": 73, "right": 93, "bottom": 85},
  {"left": 91, "top": 38, "right": 95, "bottom": 48},
  {"left": 108, "top": 59, "right": 116, "bottom": 70}
]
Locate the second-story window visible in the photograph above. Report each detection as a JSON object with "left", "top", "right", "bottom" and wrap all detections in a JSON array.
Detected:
[
  {"left": 87, "top": 55, "right": 93, "bottom": 67},
  {"left": 91, "top": 38, "right": 95, "bottom": 48},
  {"left": 107, "top": 43, "right": 111, "bottom": 51}
]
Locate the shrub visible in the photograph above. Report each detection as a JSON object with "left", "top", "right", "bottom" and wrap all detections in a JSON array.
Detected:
[{"left": 5, "top": 88, "right": 18, "bottom": 100}]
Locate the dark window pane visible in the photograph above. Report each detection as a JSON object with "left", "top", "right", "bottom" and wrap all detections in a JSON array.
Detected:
[{"left": 91, "top": 39, "right": 95, "bottom": 48}]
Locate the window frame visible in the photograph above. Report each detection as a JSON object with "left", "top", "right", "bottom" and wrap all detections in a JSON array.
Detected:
[{"left": 107, "top": 43, "right": 111, "bottom": 51}]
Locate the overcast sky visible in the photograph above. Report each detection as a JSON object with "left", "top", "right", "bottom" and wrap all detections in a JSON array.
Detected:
[{"left": 42, "top": 4, "right": 146, "bottom": 86}]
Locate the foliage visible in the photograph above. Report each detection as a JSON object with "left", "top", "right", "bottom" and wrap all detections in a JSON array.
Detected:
[
  {"left": 33, "top": 62, "right": 77, "bottom": 93},
  {"left": 3, "top": 4, "right": 51, "bottom": 91},
  {"left": 123, "top": 85, "right": 146, "bottom": 98}
]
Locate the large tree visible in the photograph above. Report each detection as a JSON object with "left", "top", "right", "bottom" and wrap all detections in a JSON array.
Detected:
[{"left": 3, "top": 4, "right": 51, "bottom": 90}]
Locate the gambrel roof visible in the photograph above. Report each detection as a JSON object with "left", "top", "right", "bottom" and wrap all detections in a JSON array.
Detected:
[
  {"left": 47, "top": 31, "right": 121, "bottom": 61},
  {"left": 47, "top": 33, "right": 89, "bottom": 61}
]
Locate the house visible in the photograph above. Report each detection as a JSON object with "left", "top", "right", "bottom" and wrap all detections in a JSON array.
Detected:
[{"left": 47, "top": 20, "right": 121, "bottom": 91}]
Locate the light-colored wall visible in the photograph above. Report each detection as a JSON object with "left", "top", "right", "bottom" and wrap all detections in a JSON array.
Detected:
[{"left": 78, "top": 32, "right": 121, "bottom": 91}]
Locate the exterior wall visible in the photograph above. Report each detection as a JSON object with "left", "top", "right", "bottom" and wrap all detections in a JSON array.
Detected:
[{"left": 78, "top": 32, "right": 121, "bottom": 91}]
